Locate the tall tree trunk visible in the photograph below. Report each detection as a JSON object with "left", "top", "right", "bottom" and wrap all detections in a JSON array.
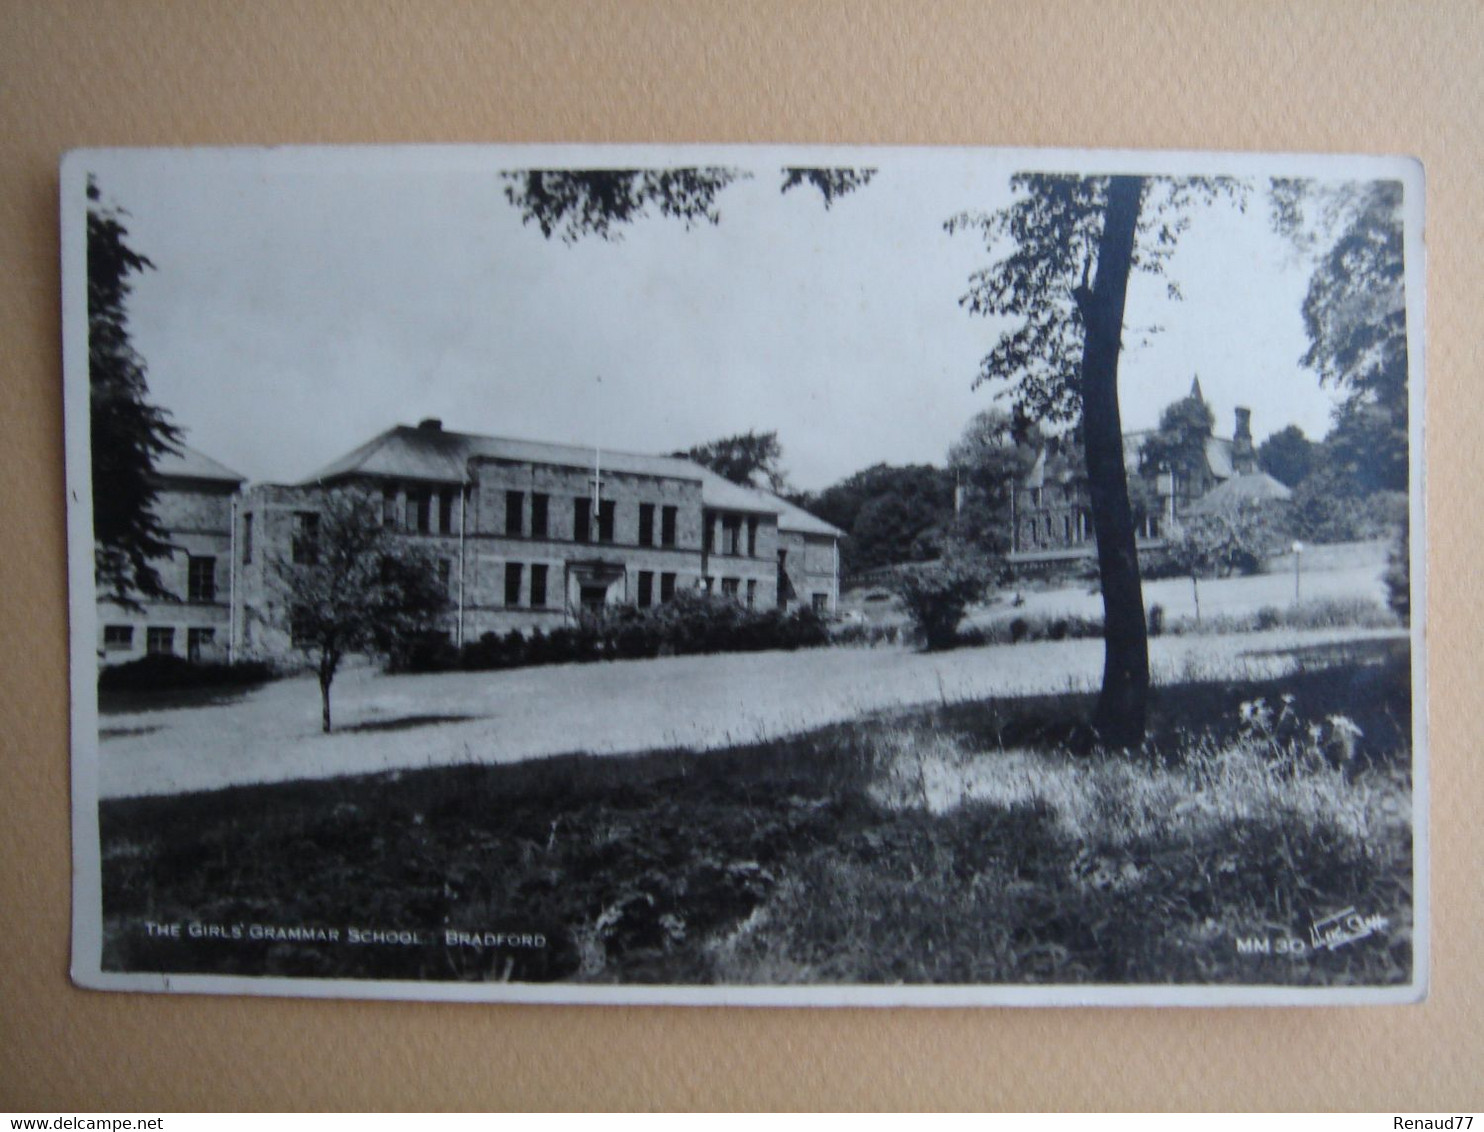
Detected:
[{"left": 1077, "top": 175, "right": 1149, "bottom": 747}]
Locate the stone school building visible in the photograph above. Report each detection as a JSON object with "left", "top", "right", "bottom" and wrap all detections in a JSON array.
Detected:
[
  {"left": 99, "top": 419, "right": 843, "bottom": 665},
  {"left": 95, "top": 444, "right": 246, "bottom": 667}
]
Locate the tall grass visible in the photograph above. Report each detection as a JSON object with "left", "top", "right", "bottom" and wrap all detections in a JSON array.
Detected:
[{"left": 711, "top": 689, "right": 1412, "bottom": 986}]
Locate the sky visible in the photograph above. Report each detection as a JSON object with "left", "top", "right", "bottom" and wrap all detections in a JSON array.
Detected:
[{"left": 80, "top": 146, "right": 1356, "bottom": 492}]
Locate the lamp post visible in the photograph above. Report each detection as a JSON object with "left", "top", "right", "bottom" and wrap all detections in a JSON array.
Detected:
[{"left": 1292, "top": 540, "right": 1304, "bottom": 604}]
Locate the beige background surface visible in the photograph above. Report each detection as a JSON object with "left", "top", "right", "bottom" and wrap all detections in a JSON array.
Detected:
[{"left": 1, "top": 0, "right": 1479, "bottom": 1111}]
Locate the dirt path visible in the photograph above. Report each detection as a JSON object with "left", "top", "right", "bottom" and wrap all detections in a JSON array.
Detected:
[{"left": 93, "top": 627, "right": 1406, "bottom": 798}]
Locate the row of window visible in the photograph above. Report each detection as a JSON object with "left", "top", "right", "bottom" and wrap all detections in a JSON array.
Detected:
[
  {"left": 499, "top": 564, "right": 691, "bottom": 610},
  {"left": 503, "top": 562, "right": 551, "bottom": 608},
  {"left": 1019, "top": 511, "right": 1089, "bottom": 548},
  {"left": 250, "top": 494, "right": 746, "bottom": 562},
  {"left": 703, "top": 514, "right": 759, "bottom": 558},
  {"left": 104, "top": 625, "right": 216, "bottom": 661},
  {"left": 389, "top": 486, "right": 456, "bottom": 535}
]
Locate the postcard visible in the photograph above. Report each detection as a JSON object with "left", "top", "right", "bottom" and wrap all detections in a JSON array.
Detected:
[{"left": 64, "top": 145, "right": 1426, "bottom": 1004}]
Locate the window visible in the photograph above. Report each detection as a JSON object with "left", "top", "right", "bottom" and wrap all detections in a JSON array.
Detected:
[
  {"left": 746, "top": 579, "right": 757, "bottom": 609},
  {"left": 506, "top": 491, "right": 524, "bottom": 537},
  {"left": 1063, "top": 515, "right": 1072, "bottom": 541},
  {"left": 574, "top": 497, "right": 591, "bottom": 543},
  {"left": 660, "top": 572, "right": 676, "bottom": 602},
  {"left": 530, "top": 564, "right": 548, "bottom": 607},
  {"left": 104, "top": 625, "right": 132, "bottom": 651},
  {"left": 439, "top": 490, "right": 455, "bottom": 534},
  {"left": 531, "top": 493, "right": 549, "bottom": 538},
  {"left": 747, "top": 517, "right": 758, "bottom": 557},
  {"left": 661, "top": 505, "right": 677, "bottom": 547},
  {"left": 437, "top": 558, "right": 452, "bottom": 589},
  {"left": 597, "top": 499, "right": 615, "bottom": 543},
  {"left": 723, "top": 515, "right": 741, "bottom": 556},
  {"left": 412, "top": 488, "right": 433, "bottom": 534},
  {"left": 637, "top": 570, "right": 654, "bottom": 608},
  {"left": 812, "top": 593, "right": 829, "bottom": 615},
  {"left": 291, "top": 512, "right": 319, "bottom": 564},
  {"left": 146, "top": 627, "right": 175, "bottom": 656},
  {"left": 188, "top": 556, "right": 216, "bottom": 602},
  {"left": 721, "top": 577, "right": 740, "bottom": 599},
  {"left": 187, "top": 627, "right": 215, "bottom": 663},
  {"left": 505, "top": 562, "right": 522, "bottom": 607},
  {"left": 638, "top": 503, "right": 655, "bottom": 547},
  {"left": 383, "top": 490, "right": 399, "bottom": 528},
  {"left": 703, "top": 519, "right": 714, "bottom": 554},
  {"left": 241, "top": 513, "right": 253, "bottom": 563}
]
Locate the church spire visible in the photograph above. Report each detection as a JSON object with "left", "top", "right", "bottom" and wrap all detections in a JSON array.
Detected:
[{"left": 1189, "top": 374, "right": 1205, "bottom": 403}]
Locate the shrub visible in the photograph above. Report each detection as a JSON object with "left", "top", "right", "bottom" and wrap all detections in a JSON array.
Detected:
[
  {"left": 389, "top": 630, "right": 460, "bottom": 673},
  {"left": 832, "top": 621, "right": 905, "bottom": 648},
  {"left": 98, "top": 654, "right": 276, "bottom": 692},
  {"left": 891, "top": 553, "right": 993, "bottom": 651},
  {"left": 454, "top": 591, "right": 833, "bottom": 672},
  {"left": 1161, "top": 596, "right": 1396, "bottom": 637},
  {"left": 1384, "top": 513, "right": 1411, "bottom": 623}
]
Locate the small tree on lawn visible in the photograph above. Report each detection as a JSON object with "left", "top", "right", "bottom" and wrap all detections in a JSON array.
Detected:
[
  {"left": 1167, "top": 502, "right": 1285, "bottom": 625},
  {"left": 271, "top": 489, "right": 450, "bottom": 732},
  {"left": 892, "top": 545, "right": 993, "bottom": 651}
]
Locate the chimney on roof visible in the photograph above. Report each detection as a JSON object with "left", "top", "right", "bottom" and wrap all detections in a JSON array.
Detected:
[
  {"left": 417, "top": 418, "right": 443, "bottom": 432},
  {"left": 1234, "top": 406, "right": 1252, "bottom": 442},
  {"left": 1232, "top": 407, "right": 1255, "bottom": 473}
]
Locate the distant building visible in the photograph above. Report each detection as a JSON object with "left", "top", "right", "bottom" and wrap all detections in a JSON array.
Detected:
[
  {"left": 96, "top": 445, "right": 245, "bottom": 666},
  {"left": 1008, "top": 378, "right": 1271, "bottom": 568},
  {"left": 231, "top": 420, "right": 843, "bottom": 658}
]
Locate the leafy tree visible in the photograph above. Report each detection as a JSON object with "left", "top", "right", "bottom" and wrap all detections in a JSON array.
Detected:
[
  {"left": 1140, "top": 390, "right": 1215, "bottom": 485},
  {"left": 945, "top": 407, "right": 1040, "bottom": 556},
  {"left": 1288, "top": 453, "right": 1405, "bottom": 544},
  {"left": 1324, "top": 399, "right": 1408, "bottom": 496},
  {"left": 502, "top": 166, "right": 874, "bottom": 242},
  {"left": 1166, "top": 503, "right": 1286, "bottom": 624},
  {"left": 781, "top": 167, "right": 876, "bottom": 207},
  {"left": 1258, "top": 424, "right": 1316, "bottom": 488},
  {"left": 677, "top": 429, "right": 789, "bottom": 492},
  {"left": 88, "top": 177, "right": 183, "bottom": 605},
  {"left": 502, "top": 168, "right": 748, "bottom": 242},
  {"left": 948, "top": 174, "right": 1240, "bottom": 745},
  {"left": 1272, "top": 179, "right": 1408, "bottom": 494},
  {"left": 891, "top": 544, "right": 993, "bottom": 651},
  {"left": 269, "top": 490, "right": 450, "bottom": 731},
  {"left": 808, "top": 463, "right": 956, "bottom": 575}
]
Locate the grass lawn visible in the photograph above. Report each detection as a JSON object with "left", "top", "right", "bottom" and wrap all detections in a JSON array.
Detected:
[
  {"left": 99, "top": 635, "right": 1413, "bottom": 988},
  {"left": 97, "top": 624, "right": 1405, "bottom": 798},
  {"left": 839, "top": 538, "right": 1392, "bottom": 633}
]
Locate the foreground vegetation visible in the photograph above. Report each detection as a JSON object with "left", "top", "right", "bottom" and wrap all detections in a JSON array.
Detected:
[{"left": 101, "top": 640, "right": 1412, "bottom": 987}]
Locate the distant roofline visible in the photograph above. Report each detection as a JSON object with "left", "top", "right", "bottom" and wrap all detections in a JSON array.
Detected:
[
  {"left": 299, "top": 421, "right": 842, "bottom": 536},
  {"left": 152, "top": 442, "right": 246, "bottom": 486}
]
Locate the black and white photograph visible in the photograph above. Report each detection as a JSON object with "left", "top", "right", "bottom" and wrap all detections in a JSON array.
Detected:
[{"left": 64, "top": 145, "right": 1426, "bottom": 1005}]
